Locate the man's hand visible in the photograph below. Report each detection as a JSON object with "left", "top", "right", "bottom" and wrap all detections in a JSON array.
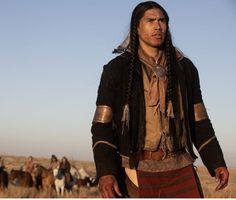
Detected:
[
  {"left": 214, "top": 167, "right": 229, "bottom": 191},
  {"left": 98, "top": 175, "right": 122, "bottom": 198}
]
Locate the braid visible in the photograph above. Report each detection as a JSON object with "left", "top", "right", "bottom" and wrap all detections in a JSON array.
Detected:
[
  {"left": 165, "top": 30, "right": 176, "bottom": 104},
  {"left": 165, "top": 30, "right": 178, "bottom": 118},
  {"left": 165, "top": 30, "right": 179, "bottom": 150},
  {"left": 121, "top": 1, "right": 172, "bottom": 140},
  {"left": 120, "top": 9, "right": 139, "bottom": 136},
  {"left": 126, "top": 0, "right": 169, "bottom": 105},
  {"left": 126, "top": 26, "right": 138, "bottom": 104}
]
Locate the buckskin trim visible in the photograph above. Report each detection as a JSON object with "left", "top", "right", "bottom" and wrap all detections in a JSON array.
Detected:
[
  {"left": 194, "top": 103, "right": 208, "bottom": 121},
  {"left": 93, "top": 105, "right": 113, "bottom": 123},
  {"left": 93, "top": 141, "right": 117, "bottom": 150},
  {"left": 198, "top": 136, "right": 216, "bottom": 152}
]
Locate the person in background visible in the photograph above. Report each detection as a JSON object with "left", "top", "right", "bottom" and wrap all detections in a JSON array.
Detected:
[
  {"left": 48, "top": 154, "right": 59, "bottom": 171},
  {"left": 0, "top": 156, "right": 5, "bottom": 169},
  {"left": 91, "top": 1, "right": 229, "bottom": 198},
  {"left": 23, "top": 156, "right": 34, "bottom": 173},
  {"left": 60, "top": 156, "right": 71, "bottom": 174}
]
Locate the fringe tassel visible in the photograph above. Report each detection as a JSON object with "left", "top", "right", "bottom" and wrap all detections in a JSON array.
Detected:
[
  {"left": 121, "top": 104, "right": 130, "bottom": 134},
  {"left": 167, "top": 101, "right": 175, "bottom": 118},
  {"left": 160, "top": 134, "right": 167, "bottom": 160}
]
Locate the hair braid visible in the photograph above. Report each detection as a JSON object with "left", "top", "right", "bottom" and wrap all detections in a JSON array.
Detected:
[
  {"left": 126, "top": 27, "right": 138, "bottom": 104},
  {"left": 165, "top": 30, "right": 179, "bottom": 150},
  {"left": 125, "top": 1, "right": 170, "bottom": 105},
  {"left": 120, "top": 10, "right": 139, "bottom": 137},
  {"left": 165, "top": 30, "right": 176, "bottom": 105}
]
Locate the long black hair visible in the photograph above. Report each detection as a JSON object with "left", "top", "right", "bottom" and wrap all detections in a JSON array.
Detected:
[{"left": 127, "top": 1, "right": 177, "bottom": 113}]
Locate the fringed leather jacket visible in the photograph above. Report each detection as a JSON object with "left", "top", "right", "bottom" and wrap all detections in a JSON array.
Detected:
[{"left": 91, "top": 51, "right": 226, "bottom": 179}]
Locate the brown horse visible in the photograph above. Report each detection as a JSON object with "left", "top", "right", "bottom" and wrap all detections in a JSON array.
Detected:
[
  {"left": 9, "top": 169, "right": 33, "bottom": 187},
  {"left": 33, "top": 164, "right": 54, "bottom": 195}
]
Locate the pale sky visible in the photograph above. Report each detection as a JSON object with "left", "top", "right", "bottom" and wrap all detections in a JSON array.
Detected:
[{"left": 0, "top": 0, "right": 236, "bottom": 167}]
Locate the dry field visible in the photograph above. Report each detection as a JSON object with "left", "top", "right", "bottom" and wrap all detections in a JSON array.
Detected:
[
  {"left": 0, "top": 155, "right": 235, "bottom": 198},
  {"left": 196, "top": 166, "right": 236, "bottom": 198}
]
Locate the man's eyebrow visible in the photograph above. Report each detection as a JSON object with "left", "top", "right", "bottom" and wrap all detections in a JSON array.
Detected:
[{"left": 144, "top": 16, "right": 166, "bottom": 21}]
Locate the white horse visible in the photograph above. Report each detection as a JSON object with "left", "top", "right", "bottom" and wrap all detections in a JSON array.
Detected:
[
  {"left": 78, "top": 168, "right": 90, "bottom": 179},
  {"left": 70, "top": 166, "right": 79, "bottom": 178},
  {"left": 69, "top": 166, "right": 80, "bottom": 193},
  {"left": 77, "top": 167, "right": 97, "bottom": 187},
  {"left": 53, "top": 167, "right": 65, "bottom": 196},
  {"left": 67, "top": 166, "right": 98, "bottom": 192},
  {"left": 68, "top": 166, "right": 93, "bottom": 191}
]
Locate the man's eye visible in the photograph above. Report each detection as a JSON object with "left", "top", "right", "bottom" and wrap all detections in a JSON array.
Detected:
[
  {"left": 159, "top": 18, "right": 166, "bottom": 23},
  {"left": 147, "top": 18, "right": 155, "bottom": 22}
]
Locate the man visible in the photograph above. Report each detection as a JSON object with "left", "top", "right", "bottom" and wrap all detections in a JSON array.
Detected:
[
  {"left": 48, "top": 154, "right": 60, "bottom": 171},
  {"left": 23, "top": 156, "right": 34, "bottom": 173},
  {"left": 60, "top": 156, "right": 71, "bottom": 174},
  {"left": 0, "top": 156, "right": 5, "bottom": 169},
  {"left": 91, "top": 1, "right": 229, "bottom": 198}
]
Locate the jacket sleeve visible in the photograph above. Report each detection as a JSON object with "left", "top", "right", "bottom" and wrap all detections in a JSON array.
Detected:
[
  {"left": 91, "top": 64, "right": 120, "bottom": 179},
  {"left": 189, "top": 60, "right": 227, "bottom": 177}
]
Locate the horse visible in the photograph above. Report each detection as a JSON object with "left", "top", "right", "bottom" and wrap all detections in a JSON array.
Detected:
[
  {"left": 0, "top": 167, "right": 8, "bottom": 191},
  {"left": 33, "top": 164, "right": 54, "bottom": 195},
  {"left": 77, "top": 176, "right": 98, "bottom": 188},
  {"left": 9, "top": 169, "right": 33, "bottom": 187},
  {"left": 68, "top": 166, "right": 81, "bottom": 194},
  {"left": 70, "top": 165, "right": 79, "bottom": 179},
  {"left": 77, "top": 167, "right": 98, "bottom": 188},
  {"left": 53, "top": 166, "right": 65, "bottom": 196}
]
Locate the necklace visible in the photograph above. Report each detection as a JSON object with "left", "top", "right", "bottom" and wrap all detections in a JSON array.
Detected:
[{"left": 153, "top": 60, "right": 166, "bottom": 77}]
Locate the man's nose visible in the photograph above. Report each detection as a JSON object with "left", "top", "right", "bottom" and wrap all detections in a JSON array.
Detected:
[{"left": 154, "top": 20, "right": 161, "bottom": 30}]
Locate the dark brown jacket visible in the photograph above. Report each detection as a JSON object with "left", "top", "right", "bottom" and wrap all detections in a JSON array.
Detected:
[{"left": 91, "top": 51, "right": 226, "bottom": 179}]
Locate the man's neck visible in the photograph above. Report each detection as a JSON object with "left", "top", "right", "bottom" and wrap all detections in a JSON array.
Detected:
[{"left": 139, "top": 43, "right": 162, "bottom": 58}]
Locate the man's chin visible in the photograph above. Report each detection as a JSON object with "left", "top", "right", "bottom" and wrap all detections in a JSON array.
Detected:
[{"left": 152, "top": 44, "right": 165, "bottom": 50}]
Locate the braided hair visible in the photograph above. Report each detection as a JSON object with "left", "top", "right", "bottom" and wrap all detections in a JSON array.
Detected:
[
  {"left": 127, "top": 1, "right": 177, "bottom": 113},
  {"left": 165, "top": 30, "right": 178, "bottom": 110}
]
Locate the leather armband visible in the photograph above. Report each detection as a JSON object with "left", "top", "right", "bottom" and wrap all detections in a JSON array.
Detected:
[
  {"left": 198, "top": 136, "right": 216, "bottom": 152},
  {"left": 92, "top": 105, "right": 113, "bottom": 123},
  {"left": 93, "top": 140, "right": 117, "bottom": 150},
  {"left": 194, "top": 102, "right": 208, "bottom": 121}
]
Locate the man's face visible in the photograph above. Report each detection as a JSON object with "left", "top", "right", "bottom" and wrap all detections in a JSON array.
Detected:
[{"left": 137, "top": 8, "right": 167, "bottom": 49}]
